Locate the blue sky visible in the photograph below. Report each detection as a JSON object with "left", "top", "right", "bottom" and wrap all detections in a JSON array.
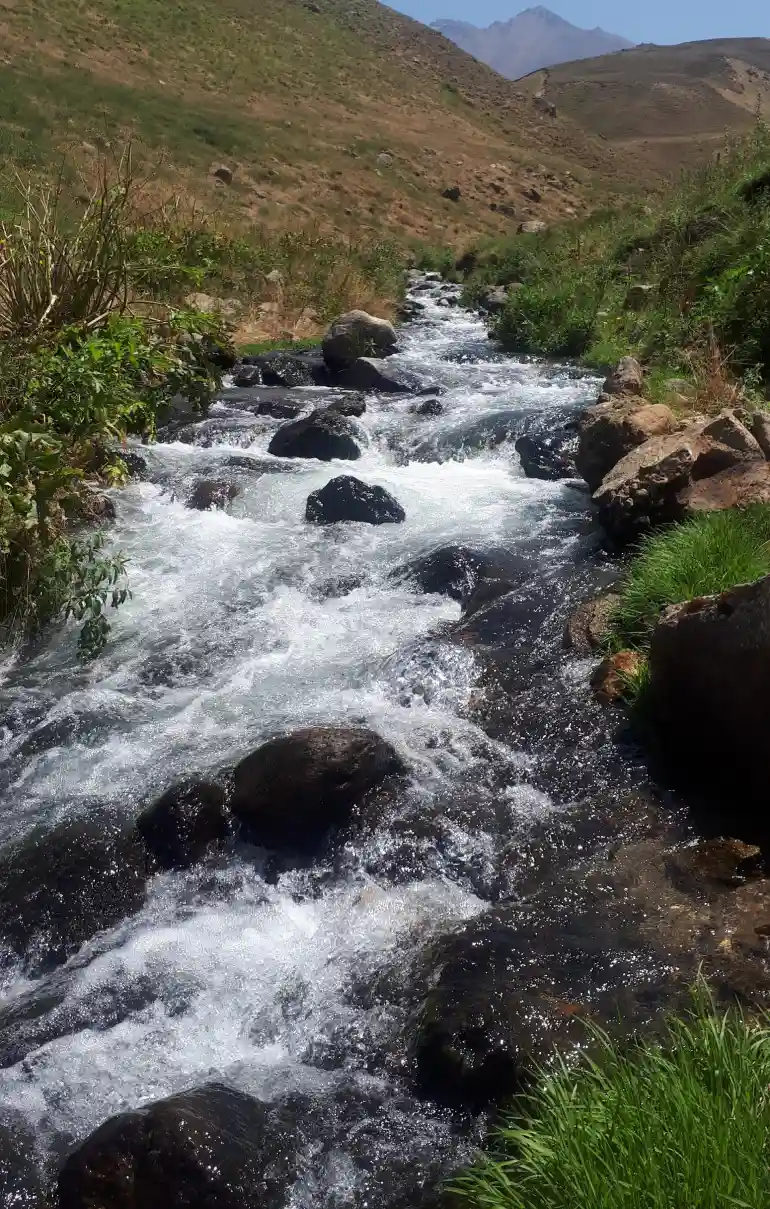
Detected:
[{"left": 385, "top": 0, "right": 770, "bottom": 44}]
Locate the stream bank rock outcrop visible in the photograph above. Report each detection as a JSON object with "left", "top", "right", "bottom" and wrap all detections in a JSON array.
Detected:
[
  {"left": 648, "top": 575, "right": 770, "bottom": 811},
  {"left": 576, "top": 367, "right": 770, "bottom": 541}
]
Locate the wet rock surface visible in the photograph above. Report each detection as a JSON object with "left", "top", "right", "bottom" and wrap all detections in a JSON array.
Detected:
[
  {"left": 230, "top": 726, "right": 404, "bottom": 851},
  {"left": 306, "top": 476, "right": 405, "bottom": 525},
  {"left": 0, "top": 819, "right": 148, "bottom": 976},
  {"left": 135, "top": 780, "right": 230, "bottom": 871},
  {"left": 58, "top": 1083, "right": 299, "bottom": 1209},
  {"left": 268, "top": 409, "right": 363, "bottom": 461}
]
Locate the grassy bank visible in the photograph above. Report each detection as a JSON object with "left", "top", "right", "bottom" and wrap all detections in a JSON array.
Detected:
[
  {"left": 0, "top": 156, "right": 406, "bottom": 655},
  {"left": 454, "top": 995, "right": 770, "bottom": 1209},
  {"left": 130, "top": 213, "right": 406, "bottom": 346},
  {"left": 462, "top": 123, "right": 770, "bottom": 391}
]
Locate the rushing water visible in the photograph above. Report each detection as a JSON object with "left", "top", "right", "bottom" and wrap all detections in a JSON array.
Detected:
[{"left": 0, "top": 279, "right": 645, "bottom": 1201}]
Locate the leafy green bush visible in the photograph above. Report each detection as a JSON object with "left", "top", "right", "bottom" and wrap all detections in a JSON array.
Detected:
[
  {"left": 609, "top": 506, "right": 770, "bottom": 649},
  {"left": 454, "top": 993, "right": 770, "bottom": 1209},
  {"left": 494, "top": 272, "right": 608, "bottom": 358}
]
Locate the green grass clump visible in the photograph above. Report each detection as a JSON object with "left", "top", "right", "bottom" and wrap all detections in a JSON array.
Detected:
[
  {"left": 610, "top": 505, "right": 770, "bottom": 648},
  {"left": 454, "top": 996, "right": 770, "bottom": 1209}
]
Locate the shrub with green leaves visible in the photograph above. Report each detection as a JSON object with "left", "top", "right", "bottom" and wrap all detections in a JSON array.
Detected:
[
  {"left": 609, "top": 505, "right": 770, "bottom": 649},
  {"left": 453, "top": 993, "right": 770, "bottom": 1209}
]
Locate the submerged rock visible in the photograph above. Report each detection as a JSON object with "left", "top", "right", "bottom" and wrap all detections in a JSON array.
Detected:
[
  {"left": 0, "top": 1109, "right": 45, "bottom": 1208},
  {"left": 135, "top": 780, "right": 230, "bottom": 871},
  {"left": 322, "top": 311, "right": 397, "bottom": 370},
  {"left": 408, "top": 878, "right": 678, "bottom": 1111},
  {"left": 306, "top": 476, "right": 405, "bottom": 525},
  {"left": 590, "top": 650, "right": 643, "bottom": 704},
  {"left": 0, "top": 819, "right": 148, "bottom": 976},
  {"left": 57, "top": 1083, "right": 298, "bottom": 1209},
  {"left": 411, "top": 399, "right": 444, "bottom": 417},
  {"left": 250, "top": 348, "right": 329, "bottom": 387},
  {"left": 268, "top": 409, "right": 362, "bottom": 461},
  {"left": 392, "top": 545, "right": 518, "bottom": 605},
  {"left": 185, "top": 478, "right": 239, "bottom": 510},
  {"left": 516, "top": 429, "right": 577, "bottom": 481},
  {"left": 565, "top": 593, "right": 620, "bottom": 656},
  {"left": 230, "top": 726, "right": 403, "bottom": 851}
]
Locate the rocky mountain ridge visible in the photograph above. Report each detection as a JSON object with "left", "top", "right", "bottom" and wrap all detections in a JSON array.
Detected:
[{"left": 432, "top": 5, "right": 633, "bottom": 81}]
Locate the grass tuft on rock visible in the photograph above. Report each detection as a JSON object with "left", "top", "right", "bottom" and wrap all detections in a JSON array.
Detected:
[
  {"left": 453, "top": 994, "right": 770, "bottom": 1209},
  {"left": 609, "top": 505, "right": 770, "bottom": 649}
]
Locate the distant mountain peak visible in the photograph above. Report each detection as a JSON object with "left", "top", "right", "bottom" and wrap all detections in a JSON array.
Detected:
[{"left": 432, "top": 6, "right": 634, "bottom": 81}]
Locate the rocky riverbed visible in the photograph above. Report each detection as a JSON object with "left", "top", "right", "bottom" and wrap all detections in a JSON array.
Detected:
[{"left": 2, "top": 276, "right": 770, "bottom": 1208}]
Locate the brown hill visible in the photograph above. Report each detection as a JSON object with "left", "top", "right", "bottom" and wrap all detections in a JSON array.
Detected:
[
  {"left": 521, "top": 38, "right": 770, "bottom": 175},
  {"left": 433, "top": 6, "right": 633, "bottom": 83},
  {"left": 0, "top": 0, "right": 641, "bottom": 242}
]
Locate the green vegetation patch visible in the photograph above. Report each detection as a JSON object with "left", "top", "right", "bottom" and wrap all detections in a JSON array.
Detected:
[
  {"left": 454, "top": 995, "right": 770, "bottom": 1209},
  {"left": 609, "top": 506, "right": 770, "bottom": 649},
  {"left": 460, "top": 124, "right": 770, "bottom": 383}
]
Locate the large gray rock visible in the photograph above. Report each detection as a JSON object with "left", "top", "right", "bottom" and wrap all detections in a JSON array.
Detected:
[
  {"left": 230, "top": 726, "right": 403, "bottom": 851},
  {"left": 577, "top": 400, "right": 677, "bottom": 492},
  {"left": 648, "top": 575, "right": 770, "bottom": 806},
  {"left": 594, "top": 410, "right": 765, "bottom": 541},
  {"left": 603, "top": 356, "right": 644, "bottom": 397},
  {"left": 322, "top": 310, "right": 397, "bottom": 369}
]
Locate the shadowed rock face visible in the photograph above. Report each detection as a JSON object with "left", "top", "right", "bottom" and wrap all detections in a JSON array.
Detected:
[{"left": 648, "top": 575, "right": 770, "bottom": 817}]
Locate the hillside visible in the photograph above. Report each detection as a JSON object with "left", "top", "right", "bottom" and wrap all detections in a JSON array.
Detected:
[
  {"left": 521, "top": 38, "right": 770, "bottom": 174},
  {"left": 0, "top": 0, "right": 642, "bottom": 243},
  {"left": 433, "top": 6, "right": 633, "bottom": 82}
]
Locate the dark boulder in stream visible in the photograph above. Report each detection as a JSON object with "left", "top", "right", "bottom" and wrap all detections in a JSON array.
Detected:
[
  {"left": 230, "top": 726, "right": 403, "bottom": 851},
  {"left": 306, "top": 476, "right": 405, "bottom": 525},
  {"left": 392, "top": 545, "right": 521, "bottom": 605},
  {"left": 250, "top": 348, "right": 329, "bottom": 388},
  {"left": 515, "top": 428, "right": 577, "bottom": 481},
  {"left": 334, "top": 358, "right": 432, "bottom": 395},
  {"left": 58, "top": 1083, "right": 299, "bottom": 1209},
  {"left": 268, "top": 409, "right": 362, "bottom": 461},
  {"left": 185, "top": 478, "right": 239, "bottom": 510},
  {"left": 135, "top": 780, "right": 230, "bottom": 871},
  {"left": 0, "top": 819, "right": 148, "bottom": 976}
]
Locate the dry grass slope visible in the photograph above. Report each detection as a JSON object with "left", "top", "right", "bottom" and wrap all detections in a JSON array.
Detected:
[
  {"left": 0, "top": 0, "right": 641, "bottom": 240},
  {"left": 521, "top": 38, "right": 770, "bottom": 176}
]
